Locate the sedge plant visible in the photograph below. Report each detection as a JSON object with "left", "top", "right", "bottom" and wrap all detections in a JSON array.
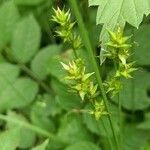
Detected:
[
  {"left": 52, "top": 3, "right": 137, "bottom": 150},
  {"left": 52, "top": 7, "right": 108, "bottom": 121}
]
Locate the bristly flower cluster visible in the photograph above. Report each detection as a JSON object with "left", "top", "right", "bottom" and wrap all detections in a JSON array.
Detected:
[
  {"left": 89, "top": 101, "right": 108, "bottom": 120},
  {"left": 103, "top": 77, "right": 122, "bottom": 97},
  {"left": 61, "top": 59, "right": 107, "bottom": 120},
  {"left": 52, "top": 7, "right": 108, "bottom": 120},
  {"left": 52, "top": 7, "right": 82, "bottom": 51},
  {"left": 61, "top": 58, "right": 99, "bottom": 101},
  {"left": 103, "top": 27, "right": 137, "bottom": 97}
]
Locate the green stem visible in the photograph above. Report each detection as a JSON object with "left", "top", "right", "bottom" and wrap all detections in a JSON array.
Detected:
[
  {"left": 117, "top": 89, "right": 122, "bottom": 148},
  {"left": 68, "top": 36, "right": 78, "bottom": 59},
  {"left": 73, "top": 48, "right": 78, "bottom": 59},
  {"left": 68, "top": 1, "right": 119, "bottom": 150},
  {"left": 113, "top": 61, "right": 122, "bottom": 148},
  {"left": 131, "top": 28, "right": 135, "bottom": 114},
  {"left": 101, "top": 120, "right": 114, "bottom": 150}
]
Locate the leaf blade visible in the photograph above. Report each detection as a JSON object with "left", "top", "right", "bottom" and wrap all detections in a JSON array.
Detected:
[{"left": 12, "top": 14, "right": 41, "bottom": 63}]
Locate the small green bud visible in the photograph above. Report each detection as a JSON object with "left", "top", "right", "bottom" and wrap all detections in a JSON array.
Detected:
[
  {"left": 107, "top": 27, "right": 132, "bottom": 47},
  {"left": 104, "top": 78, "right": 122, "bottom": 97},
  {"left": 52, "top": 7, "right": 82, "bottom": 51},
  {"left": 52, "top": 7, "right": 71, "bottom": 26},
  {"left": 104, "top": 27, "right": 132, "bottom": 64},
  {"left": 72, "top": 81, "right": 88, "bottom": 101},
  {"left": 89, "top": 100, "right": 108, "bottom": 120},
  {"left": 61, "top": 58, "right": 99, "bottom": 101},
  {"left": 55, "top": 30, "right": 71, "bottom": 42},
  {"left": 72, "top": 34, "right": 82, "bottom": 50},
  {"left": 116, "top": 62, "right": 137, "bottom": 79},
  {"left": 89, "top": 82, "right": 98, "bottom": 96},
  {"left": 61, "top": 59, "right": 84, "bottom": 80}
]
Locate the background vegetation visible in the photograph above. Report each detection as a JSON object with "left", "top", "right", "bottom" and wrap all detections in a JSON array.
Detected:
[{"left": 0, "top": 0, "right": 150, "bottom": 149}]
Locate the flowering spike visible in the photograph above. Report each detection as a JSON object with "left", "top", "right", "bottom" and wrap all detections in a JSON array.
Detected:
[
  {"left": 61, "top": 58, "right": 99, "bottom": 102},
  {"left": 104, "top": 78, "right": 122, "bottom": 97},
  {"left": 103, "top": 27, "right": 137, "bottom": 97},
  {"left": 52, "top": 7, "right": 82, "bottom": 51},
  {"left": 116, "top": 62, "right": 137, "bottom": 79},
  {"left": 89, "top": 100, "right": 108, "bottom": 120}
]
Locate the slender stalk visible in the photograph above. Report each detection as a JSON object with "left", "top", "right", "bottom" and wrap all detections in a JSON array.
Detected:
[
  {"left": 131, "top": 28, "right": 135, "bottom": 113},
  {"left": 68, "top": 1, "right": 119, "bottom": 150},
  {"left": 114, "top": 61, "right": 122, "bottom": 139},
  {"left": 68, "top": 36, "right": 79, "bottom": 58},
  {"left": 117, "top": 91, "right": 121, "bottom": 125},
  {"left": 116, "top": 83, "right": 122, "bottom": 148},
  {"left": 72, "top": 48, "right": 78, "bottom": 59},
  {"left": 118, "top": 91, "right": 122, "bottom": 147},
  {"left": 101, "top": 120, "right": 114, "bottom": 150},
  {"left": 113, "top": 61, "right": 122, "bottom": 148}
]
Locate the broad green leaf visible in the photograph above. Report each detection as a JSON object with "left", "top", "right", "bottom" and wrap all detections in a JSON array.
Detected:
[
  {"left": 30, "top": 96, "right": 57, "bottom": 133},
  {"left": 65, "top": 141, "right": 101, "bottom": 150},
  {"left": 7, "top": 111, "right": 36, "bottom": 149},
  {"left": 47, "top": 57, "right": 66, "bottom": 82},
  {"left": 14, "top": 0, "right": 45, "bottom": 6},
  {"left": 57, "top": 116, "right": 93, "bottom": 144},
  {"left": 113, "top": 70, "right": 150, "bottom": 110},
  {"left": 46, "top": 138, "right": 66, "bottom": 150},
  {"left": 83, "top": 103, "right": 119, "bottom": 137},
  {"left": 89, "top": 0, "right": 150, "bottom": 40},
  {"left": 32, "top": 47, "right": 92, "bottom": 82},
  {"left": 12, "top": 14, "right": 41, "bottom": 63},
  {"left": 0, "top": 63, "right": 20, "bottom": 95},
  {"left": 0, "top": 128, "right": 20, "bottom": 150},
  {"left": 42, "top": 94, "right": 62, "bottom": 117},
  {"left": 134, "top": 25, "right": 150, "bottom": 65},
  {"left": 51, "top": 78, "right": 81, "bottom": 110},
  {"left": 0, "top": 1, "right": 20, "bottom": 49},
  {"left": 31, "top": 45, "right": 62, "bottom": 80},
  {"left": 31, "top": 139, "right": 49, "bottom": 150},
  {"left": 47, "top": 49, "right": 90, "bottom": 82},
  {"left": 122, "top": 124, "right": 149, "bottom": 150},
  {"left": 0, "top": 78, "right": 38, "bottom": 111}
]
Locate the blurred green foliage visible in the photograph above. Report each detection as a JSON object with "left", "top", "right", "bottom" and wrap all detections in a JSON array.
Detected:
[{"left": 0, "top": 0, "right": 150, "bottom": 150}]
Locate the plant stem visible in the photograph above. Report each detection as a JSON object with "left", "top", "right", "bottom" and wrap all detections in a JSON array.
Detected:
[
  {"left": 131, "top": 28, "right": 135, "bottom": 113},
  {"left": 68, "top": 1, "right": 119, "bottom": 150},
  {"left": 73, "top": 48, "right": 78, "bottom": 59},
  {"left": 101, "top": 120, "right": 114, "bottom": 150},
  {"left": 117, "top": 88, "right": 122, "bottom": 148},
  {"left": 113, "top": 61, "right": 122, "bottom": 149}
]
